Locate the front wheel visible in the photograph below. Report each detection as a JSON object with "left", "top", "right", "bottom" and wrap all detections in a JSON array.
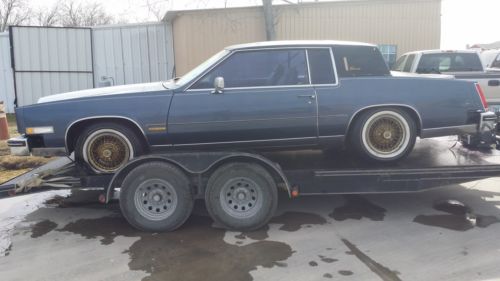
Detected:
[
  {"left": 205, "top": 163, "right": 278, "bottom": 231},
  {"left": 350, "top": 108, "right": 417, "bottom": 162},
  {"left": 75, "top": 122, "right": 144, "bottom": 174}
]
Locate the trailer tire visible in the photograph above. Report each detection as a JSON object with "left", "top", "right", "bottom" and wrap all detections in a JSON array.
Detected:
[
  {"left": 351, "top": 108, "right": 416, "bottom": 162},
  {"left": 119, "top": 162, "right": 193, "bottom": 232},
  {"left": 205, "top": 162, "right": 278, "bottom": 231}
]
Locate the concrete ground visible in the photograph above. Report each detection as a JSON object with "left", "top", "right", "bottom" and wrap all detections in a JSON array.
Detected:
[
  {"left": 0, "top": 179, "right": 499, "bottom": 281},
  {"left": 1, "top": 143, "right": 500, "bottom": 281}
]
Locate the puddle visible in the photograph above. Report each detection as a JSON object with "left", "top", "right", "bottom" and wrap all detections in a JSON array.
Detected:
[
  {"left": 318, "top": 255, "right": 338, "bottom": 263},
  {"left": 330, "top": 195, "right": 386, "bottom": 221},
  {"left": 323, "top": 273, "right": 333, "bottom": 278},
  {"left": 338, "top": 270, "right": 353, "bottom": 276},
  {"left": 413, "top": 200, "right": 500, "bottom": 231},
  {"left": 270, "top": 212, "right": 327, "bottom": 232},
  {"left": 309, "top": 261, "right": 318, "bottom": 266},
  {"left": 342, "top": 239, "right": 401, "bottom": 281},
  {"left": 59, "top": 215, "right": 293, "bottom": 281},
  {"left": 234, "top": 211, "right": 327, "bottom": 241},
  {"left": 31, "top": 220, "right": 58, "bottom": 238}
]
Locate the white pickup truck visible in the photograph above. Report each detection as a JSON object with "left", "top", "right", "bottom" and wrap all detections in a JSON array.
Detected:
[{"left": 392, "top": 50, "right": 500, "bottom": 113}]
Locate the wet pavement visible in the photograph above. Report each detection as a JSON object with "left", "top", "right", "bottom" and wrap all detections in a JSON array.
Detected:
[{"left": 1, "top": 177, "right": 500, "bottom": 281}]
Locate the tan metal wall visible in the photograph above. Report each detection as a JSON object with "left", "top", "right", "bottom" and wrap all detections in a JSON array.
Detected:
[{"left": 169, "top": 0, "right": 441, "bottom": 75}]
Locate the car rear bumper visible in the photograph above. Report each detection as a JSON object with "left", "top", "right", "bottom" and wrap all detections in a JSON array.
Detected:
[{"left": 7, "top": 135, "right": 66, "bottom": 156}]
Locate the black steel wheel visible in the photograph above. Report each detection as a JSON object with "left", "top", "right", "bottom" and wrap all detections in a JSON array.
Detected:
[
  {"left": 120, "top": 162, "right": 193, "bottom": 232},
  {"left": 205, "top": 162, "right": 278, "bottom": 231}
]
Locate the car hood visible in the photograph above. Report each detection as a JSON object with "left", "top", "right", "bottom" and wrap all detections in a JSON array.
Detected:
[{"left": 37, "top": 82, "right": 166, "bottom": 104}]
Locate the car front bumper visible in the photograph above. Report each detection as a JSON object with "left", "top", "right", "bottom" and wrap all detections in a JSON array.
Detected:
[{"left": 7, "top": 135, "right": 66, "bottom": 157}]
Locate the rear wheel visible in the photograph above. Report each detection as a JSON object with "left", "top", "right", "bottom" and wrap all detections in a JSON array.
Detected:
[
  {"left": 350, "top": 108, "right": 416, "bottom": 162},
  {"left": 75, "top": 122, "right": 144, "bottom": 173},
  {"left": 205, "top": 163, "right": 278, "bottom": 231},
  {"left": 119, "top": 162, "right": 194, "bottom": 232}
]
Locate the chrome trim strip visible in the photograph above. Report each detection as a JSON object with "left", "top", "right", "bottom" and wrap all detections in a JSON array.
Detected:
[
  {"left": 344, "top": 104, "right": 424, "bottom": 136},
  {"left": 152, "top": 136, "right": 321, "bottom": 147},
  {"left": 169, "top": 116, "right": 314, "bottom": 125},
  {"left": 186, "top": 84, "right": 315, "bottom": 92},
  {"left": 305, "top": 49, "right": 312, "bottom": 84},
  {"left": 421, "top": 124, "right": 477, "bottom": 138},
  {"left": 64, "top": 116, "right": 147, "bottom": 153}
]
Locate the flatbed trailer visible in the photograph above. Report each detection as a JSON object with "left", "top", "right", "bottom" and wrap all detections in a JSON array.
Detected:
[{"left": 1, "top": 138, "right": 500, "bottom": 232}]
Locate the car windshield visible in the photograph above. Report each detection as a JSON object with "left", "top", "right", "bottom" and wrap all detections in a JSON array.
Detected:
[
  {"left": 173, "top": 50, "right": 230, "bottom": 87},
  {"left": 416, "top": 53, "right": 483, "bottom": 73},
  {"left": 492, "top": 53, "right": 500, "bottom": 68}
]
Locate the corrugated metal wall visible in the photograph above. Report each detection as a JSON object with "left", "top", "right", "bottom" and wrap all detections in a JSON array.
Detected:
[
  {"left": 10, "top": 26, "right": 94, "bottom": 107},
  {"left": 0, "top": 33, "right": 15, "bottom": 113},
  {"left": 92, "top": 22, "right": 174, "bottom": 87},
  {"left": 170, "top": 0, "right": 441, "bottom": 75}
]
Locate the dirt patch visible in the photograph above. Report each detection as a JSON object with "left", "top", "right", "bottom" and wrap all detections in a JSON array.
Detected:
[
  {"left": 330, "top": 195, "right": 387, "bottom": 221},
  {"left": 0, "top": 114, "right": 54, "bottom": 184},
  {"left": 59, "top": 215, "right": 294, "bottom": 281}
]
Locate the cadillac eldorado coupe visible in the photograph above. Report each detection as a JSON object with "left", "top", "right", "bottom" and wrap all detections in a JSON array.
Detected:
[{"left": 8, "top": 41, "right": 497, "bottom": 174}]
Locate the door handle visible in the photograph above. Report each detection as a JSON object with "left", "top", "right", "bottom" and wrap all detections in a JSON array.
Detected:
[
  {"left": 297, "top": 94, "right": 316, "bottom": 99},
  {"left": 488, "top": 80, "right": 500, "bottom": 87}
]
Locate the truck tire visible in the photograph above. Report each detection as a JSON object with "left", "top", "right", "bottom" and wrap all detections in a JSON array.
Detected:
[
  {"left": 75, "top": 122, "right": 144, "bottom": 174},
  {"left": 350, "top": 108, "right": 416, "bottom": 162},
  {"left": 119, "top": 162, "right": 194, "bottom": 232},
  {"left": 205, "top": 162, "right": 278, "bottom": 231}
]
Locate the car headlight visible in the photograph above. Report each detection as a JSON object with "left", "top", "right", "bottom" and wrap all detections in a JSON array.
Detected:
[{"left": 26, "top": 126, "right": 54, "bottom": 135}]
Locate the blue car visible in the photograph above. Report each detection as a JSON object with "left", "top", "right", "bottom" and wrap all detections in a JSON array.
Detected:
[{"left": 8, "top": 40, "right": 497, "bottom": 174}]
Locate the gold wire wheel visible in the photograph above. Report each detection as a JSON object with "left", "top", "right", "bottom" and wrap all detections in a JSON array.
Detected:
[
  {"left": 366, "top": 114, "right": 406, "bottom": 154},
  {"left": 85, "top": 131, "right": 132, "bottom": 173}
]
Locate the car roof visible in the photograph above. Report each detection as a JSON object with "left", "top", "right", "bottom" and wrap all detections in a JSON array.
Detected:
[
  {"left": 402, "top": 49, "right": 480, "bottom": 56},
  {"left": 225, "top": 40, "right": 375, "bottom": 50}
]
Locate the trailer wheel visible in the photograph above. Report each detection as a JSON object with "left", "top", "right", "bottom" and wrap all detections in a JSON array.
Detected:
[
  {"left": 205, "top": 163, "right": 278, "bottom": 231},
  {"left": 119, "top": 162, "right": 193, "bottom": 232},
  {"left": 351, "top": 108, "right": 416, "bottom": 162}
]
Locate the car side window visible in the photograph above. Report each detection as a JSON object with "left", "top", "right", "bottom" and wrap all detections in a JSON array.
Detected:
[
  {"left": 392, "top": 55, "right": 407, "bottom": 71},
  {"left": 307, "top": 48, "right": 336, "bottom": 84},
  {"left": 403, "top": 54, "right": 415, "bottom": 72},
  {"left": 492, "top": 54, "right": 500, "bottom": 68},
  {"left": 190, "top": 49, "right": 309, "bottom": 89},
  {"left": 333, "top": 46, "right": 390, "bottom": 77}
]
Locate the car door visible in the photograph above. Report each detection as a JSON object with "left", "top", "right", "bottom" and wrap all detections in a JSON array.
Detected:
[{"left": 167, "top": 48, "right": 318, "bottom": 148}]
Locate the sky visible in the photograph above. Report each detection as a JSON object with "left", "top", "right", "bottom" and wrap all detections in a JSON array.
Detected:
[{"left": 31, "top": 0, "right": 500, "bottom": 49}]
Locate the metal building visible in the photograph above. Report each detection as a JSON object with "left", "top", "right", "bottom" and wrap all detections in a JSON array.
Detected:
[
  {"left": 0, "top": 33, "right": 15, "bottom": 113},
  {"left": 0, "top": 22, "right": 174, "bottom": 112},
  {"left": 92, "top": 22, "right": 174, "bottom": 87},
  {"left": 166, "top": 0, "right": 442, "bottom": 75}
]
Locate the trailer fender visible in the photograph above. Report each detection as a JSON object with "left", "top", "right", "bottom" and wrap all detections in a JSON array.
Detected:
[{"left": 104, "top": 152, "right": 291, "bottom": 203}]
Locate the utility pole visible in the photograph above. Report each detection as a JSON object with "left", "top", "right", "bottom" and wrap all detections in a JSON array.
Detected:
[{"left": 262, "top": 0, "right": 276, "bottom": 41}]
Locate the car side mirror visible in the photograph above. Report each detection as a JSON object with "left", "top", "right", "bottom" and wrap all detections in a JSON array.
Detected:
[{"left": 213, "top": 77, "right": 224, "bottom": 94}]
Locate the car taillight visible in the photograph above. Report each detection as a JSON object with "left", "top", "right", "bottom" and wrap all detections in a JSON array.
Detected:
[{"left": 475, "top": 83, "right": 488, "bottom": 111}]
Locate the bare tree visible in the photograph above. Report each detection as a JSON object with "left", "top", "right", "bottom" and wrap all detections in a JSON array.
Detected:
[
  {"left": 145, "top": 0, "right": 170, "bottom": 22},
  {"left": 0, "top": 0, "right": 30, "bottom": 32},
  {"left": 33, "top": 1, "right": 61, "bottom": 27},
  {"left": 60, "top": 0, "right": 114, "bottom": 27},
  {"left": 262, "top": 0, "right": 276, "bottom": 40}
]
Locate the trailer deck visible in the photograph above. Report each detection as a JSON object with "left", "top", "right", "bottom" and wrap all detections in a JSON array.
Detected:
[{"left": 2, "top": 137, "right": 500, "bottom": 197}]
